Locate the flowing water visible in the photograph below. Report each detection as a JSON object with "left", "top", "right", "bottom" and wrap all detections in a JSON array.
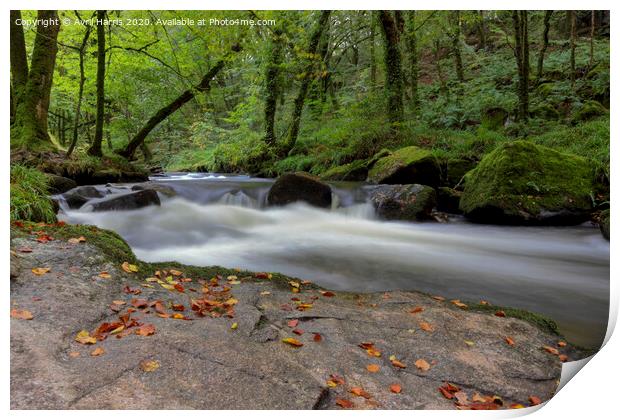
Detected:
[{"left": 57, "top": 173, "right": 610, "bottom": 349}]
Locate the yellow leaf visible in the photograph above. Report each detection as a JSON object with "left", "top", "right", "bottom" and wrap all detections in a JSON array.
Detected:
[
  {"left": 75, "top": 330, "right": 97, "bottom": 345},
  {"left": 31, "top": 267, "right": 50, "bottom": 275},
  {"left": 289, "top": 281, "right": 300, "bottom": 289},
  {"left": 172, "top": 313, "right": 185, "bottom": 319},
  {"left": 121, "top": 262, "right": 138, "bottom": 273},
  {"left": 227, "top": 275, "right": 238, "bottom": 281},
  {"left": 282, "top": 337, "right": 303, "bottom": 347},
  {"left": 464, "top": 340, "right": 475, "bottom": 347},
  {"left": 110, "top": 325, "right": 125, "bottom": 335},
  {"left": 225, "top": 298, "right": 238, "bottom": 306},
  {"left": 140, "top": 359, "right": 160, "bottom": 372},
  {"left": 326, "top": 380, "right": 338, "bottom": 388},
  {"left": 367, "top": 364, "right": 380, "bottom": 373},
  {"left": 159, "top": 283, "right": 175, "bottom": 291},
  {"left": 98, "top": 271, "right": 111, "bottom": 279},
  {"left": 169, "top": 269, "right": 183, "bottom": 276},
  {"left": 231, "top": 322, "right": 238, "bottom": 330},
  {"left": 10, "top": 309, "right": 33, "bottom": 320}
]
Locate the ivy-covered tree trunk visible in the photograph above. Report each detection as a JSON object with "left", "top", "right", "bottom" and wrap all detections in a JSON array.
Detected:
[
  {"left": 67, "top": 20, "right": 92, "bottom": 157},
  {"left": 513, "top": 11, "right": 529, "bottom": 121},
  {"left": 281, "top": 11, "right": 331, "bottom": 156},
  {"left": 263, "top": 30, "right": 283, "bottom": 147},
  {"left": 11, "top": 10, "right": 60, "bottom": 149},
  {"left": 120, "top": 60, "right": 226, "bottom": 159},
  {"left": 378, "top": 10, "right": 404, "bottom": 124},
  {"left": 536, "top": 11, "right": 553, "bottom": 82},
  {"left": 88, "top": 11, "right": 106, "bottom": 157},
  {"left": 406, "top": 11, "right": 419, "bottom": 111},
  {"left": 10, "top": 10, "right": 28, "bottom": 119}
]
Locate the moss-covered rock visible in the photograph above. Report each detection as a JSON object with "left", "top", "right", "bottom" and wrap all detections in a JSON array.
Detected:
[
  {"left": 437, "top": 187, "right": 462, "bottom": 214},
  {"left": 571, "top": 100, "right": 608, "bottom": 124},
  {"left": 460, "top": 141, "right": 595, "bottom": 225},
  {"left": 367, "top": 146, "right": 440, "bottom": 186},
  {"left": 267, "top": 172, "right": 332, "bottom": 208},
  {"left": 599, "top": 209, "right": 610, "bottom": 240},
  {"left": 531, "top": 103, "right": 561, "bottom": 121},
  {"left": 446, "top": 158, "right": 476, "bottom": 188},
  {"left": 320, "top": 159, "right": 368, "bottom": 181},
  {"left": 369, "top": 184, "right": 436, "bottom": 221}
]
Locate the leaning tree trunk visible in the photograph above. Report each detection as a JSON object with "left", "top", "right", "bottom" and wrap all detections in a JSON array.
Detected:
[
  {"left": 11, "top": 10, "right": 60, "bottom": 149},
  {"left": 536, "top": 11, "right": 553, "bottom": 82},
  {"left": 378, "top": 10, "right": 404, "bottom": 124},
  {"left": 406, "top": 11, "right": 419, "bottom": 111},
  {"left": 67, "top": 22, "right": 92, "bottom": 157},
  {"left": 263, "top": 30, "right": 283, "bottom": 147},
  {"left": 280, "top": 11, "right": 331, "bottom": 156},
  {"left": 120, "top": 60, "right": 227, "bottom": 159},
  {"left": 88, "top": 10, "right": 106, "bottom": 157},
  {"left": 513, "top": 11, "right": 529, "bottom": 122}
]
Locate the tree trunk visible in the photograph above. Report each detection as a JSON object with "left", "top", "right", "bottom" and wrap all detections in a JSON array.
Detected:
[
  {"left": 433, "top": 40, "right": 449, "bottom": 102},
  {"left": 536, "top": 11, "right": 553, "bottom": 81},
  {"left": 406, "top": 11, "right": 419, "bottom": 111},
  {"left": 513, "top": 11, "right": 529, "bottom": 121},
  {"left": 10, "top": 10, "right": 29, "bottom": 115},
  {"left": 281, "top": 11, "right": 331, "bottom": 156},
  {"left": 11, "top": 10, "right": 60, "bottom": 149},
  {"left": 589, "top": 11, "right": 595, "bottom": 68},
  {"left": 451, "top": 11, "right": 465, "bottom": 83},
  {"left": 67, "top": 23, "right": 92, "bottom": 157},
  {"left": 570, "top": 11, "right": 576, "bottom": 88},
  {"left": 120, "top": 60, "right": 226, "bottom": 159},
  {"left": 378, "top": 11, "right": 404, "bottom": 124},
  {"left": 370, "top": 12, "right": 377, "bottom": 87},
  {"left": 477, "top": 11, "right": 487, "bottom": 50},
  {"left": 263, "top": 30, "right": 284, "bottom": 147},
  {"left": 88, "top": 11, "right": 106, "bottom": 157}
]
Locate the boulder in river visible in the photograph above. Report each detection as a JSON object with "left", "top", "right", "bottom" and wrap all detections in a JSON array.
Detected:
[
  {"left": 45, "top": 174, "right": 77, "bottom": 195},
  {"left": 267, "top": 172, "right": 332, "bottom": 208},
  {"left": 90, "top": 189, "right": 161, "bottom": 212},
  {"left": 367, "top": 146, "right": 441, "bottom": 187},
  {"left": 63, "top": 186, "right": 105, "bottom": 209},
  {"left": 369, "top": 184, "right": 437, "bottom": 221},
  {"left": 460, "top": 141, "right": 595, "bottom": 225}
]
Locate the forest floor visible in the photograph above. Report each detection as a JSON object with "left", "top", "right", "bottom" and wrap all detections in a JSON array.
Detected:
[{"left": 9, "top": 223, "right": 577, "bottom": 410}]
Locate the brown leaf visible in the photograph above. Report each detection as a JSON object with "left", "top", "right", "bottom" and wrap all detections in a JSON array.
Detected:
[
  {"left": 10, "top": 309, "right": 33, "bottom": 320},
  {"left": 172, "top": 304, "right": 185, "bottom": 311},
  {"left": 90, "top": 347, "right": 105, "bottom": 357},
  {"left": 319, "top": 290, "right": 335, "bottom": 297},
  {"left": 75, "top": 330, "right": 97, "bottom": 345},
  {"left": 559, "top": 354, "right": 569, "bottom": 362},
  {"left": 312, "top": 333, "right": 322, "bottom": 342},
  {"left": 419, "top": 321, "right": 434, "bottom": 332},
  {"left": 528, "top": 396, "right": 542, "bottom": 406},
  {"left": 414, "top": 359, "right": 430, "bottom": 371},
  {"left": 367, "top": 364, "right": 380, "bottom": 373},
  {"left": 68, "top": 351, "right": 80, "bottom": 358},
  {"left": 135, "top": 324, "right": 156, "bottom": 336},
  {"left": 98, "top": 271, "right": 111, "bottom": 279},
  {"left": 282, "top": 337, "right": 303, "bottom": 347},
  {"left": 453, "top": 391, "right": 469, "bottom": 405},
  {"left": 392, "top": 358, "right": 407, "bottom": 369},
  {"left": 432, "top": 295, "right": 445, "bottom": 301},
  {"left": 131, "top": 298, "right": 148, "bottom": 308},
  {"left": 350, "top": 387, "right": 371, "bottom": 399},
  {"left": 287, "top": 319, "right": 299, "bottom": 327},
  {"left": 390, "top": 384, "right": 402, "bottom": 394},
  {"left": 335, "top": 398, "right": 353, "bottom": 409},
  {"left": 494, "top": 310, "right": 506, "bottom": 317},
  {"left": 557, "top": 341, "right": 567, "bottom": 347},
  {"left": 292, "top": 328, "right": 304, "bottom": 335},
  {"left": 505, "top": 336, "right": 515, "bottom": 346},
  {"left": 542, "top": 345, "right": 559, "bottom": 355},
  {"left": 409, "top": 306, "right": 424, "bottom": 314},
  {"left": 140, "top": 359, "right": 160, "bottom": 372},
  {"left": 17, "top": 246, "right": 33, "bottom": 253},
  {"left": 31, "top": 267, "right": 50, "bottom": 275}
]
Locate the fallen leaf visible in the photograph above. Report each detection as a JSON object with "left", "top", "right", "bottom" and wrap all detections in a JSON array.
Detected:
[
  {"left": 419, "top": 321, "right": 434, "bottom": 332},
  {"left": 98, "top": 271, "right": 111, "bottom": 279},
  {"left": 140, "top": 359, "right": 160, "bottom": 372},
  {"left": 414, "top": 359, "right": 430, "bottom": 371},
  {"left": 559, "top": 354, "right": 569, "bottom": 362},
  {"left": 121, "top": 262, "right": 139, "bottom": 273},
  {"left": 542, "top": 345, "right": 559, "bottom": 355},
  {"left": 464, "top": 340, "right": 475, "bottom": 347},
  {"left": 17, "top": 246, "right": 33, "bottom": 253},
  {"left": 68, "top": 236, "right": 86, "bottom": 244},
  {"left": 450, "top": 299, "right": 468, "bottom": 309},
  {"left": 287, "top": 319, "right": 299, "bottom": 328},
  {"left": 472, "top": 392, "right": 486, "bottom": 403},
  {"left": 479, "top": 300, "right": 490, "bottom": 305},
  {"left": 36, "top": 234, "right": 53, "bottom": 243},
  {"left": 391, "top": 358, "right": 407, "bottom": 369},
  {"left": 350, "top": 387, "right": 371, "bottom": 399},
  {"left": 292, "top": 328, "right": 304, "bottom": 335},
  {"left": 313, "top": 333, "right": 322, "bottom": 342},
  {"left": 172, "top": 304, "right": 185, "bottom": 311},
  {"left": 169, "top": 269, "right": 183, "bottom": 276},
  {"left": 335, "top": 399, "right": 353, "bottom": 409},
  {"left": 172, "top": 313, "right": 186, "bottom": 319},
  {"left": 255, "top": 272, "right": 271, "bottom": 279},
  {"left": 282, "top": 337, "right": 303, "bottom": 347},
  {"left": 75, "top": 330, "right": 97, "bottom": 345},
  {"left": 505, "top": 337, "right": 515, "bottom": 346},
  {"left": 231, "top": 322, "right": 238, "bottom": 330},
  {"left": 10, "top": 309, "right": 33, "bottom": 320},
  {"left": 557, "top": 341, "right": 567, "bottom": 347},
  {"left": 68, "top": 351, "right": 80, "bottom": 358},
  {"left": 367, "top": 364, "right": 380, "bottom": 373},
  {"left": 453, "top": 391, "right": 469, "bottom": 405},
  {"left": 409, "top": 306, "right": 424, "bottom": 314},
  {"left": 109, "top": 325, "right": 125, "bottom": 335},
  {"left": 123, "top": 285, "right": 141, "bottom": 295},
  {"left": 135, "top": 324, "right": 156, "bottom": 336},
  {"left": 390, "top": 384, "right": 402, "bottom": 393},
  {"left": 510, "top": 403, "right": 526, "bottom": 409},
  {"left": 131, "top": 298, "right": 148, "bottom": 308},
  {"left": 90, "top": 347, "right": 105, "bottom": 357},
  {"left": 319, "top": 290, "right": 335, "bottom": 297},
  {"left": 432, "top": 295, "right": 445, "bottom": 301},
  {"left": 31, "top": 267, "right": 50, "bottom": 275},
  {"left": 494, "top": 310, "right": 506, "bottom": 317},
  {"left": 528, "top": 396, "right": 542, "bottom": 406},
  {"left": 260, "top": 291, "right": 271, "bottom": 296}
]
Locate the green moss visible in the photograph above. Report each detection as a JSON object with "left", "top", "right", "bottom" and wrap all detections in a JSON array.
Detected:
[
  {"left": 467, "top": 302, "right": 559, "bottom": 336},
  {"left": 531, "top": 103, "right": 560, "bottom": 121},
  {"left": 320, "top": 159, "right": 368, "bottom": 181},
  {"left": 571, "top": 100, "right": 608, "bottom": 124},
  {"left": 481, "top": 107, "right": 508, "bottom": 130},
  {"left": 10, "top": 165, "right": 57, "bottom": 223},
  {"left": 367, "top": 146, "right": 437, "bottom": 183},
  {"left": 460, "top": 141, "right": 595, "bottom": 222}
]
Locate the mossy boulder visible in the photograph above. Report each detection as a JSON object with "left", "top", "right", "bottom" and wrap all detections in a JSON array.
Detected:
[
  {"left": 369, "top": 184, "right": 436, "bottom": 221},
  {"left": 320, "top": 159, "right": 368, "bottom": 181},
  {"left": 460, "top": 141, "right": 595, "bottom": 225},
  {"left": 45, "top": 174, "right": 77, "bottom": 195},
  {"left": 367, "top": 146, "right": 440, "bottom": 187},
  {"left": 599, "top": 209, "right": 610, "bottom": 240},
  {"left": 571, "top": 100, "right": 608, "bottom": 124},
  {"left": 445, "top": 158, "right": 476, "bottom": 188},
  {"left": 531, "top": 103, "right": 560, "bottom": 121},
  {"left": 267, "top": 172, "right": 332, "bottom": 208},
  {"left": 437, "top": 187, "right": 462, "bottom": 214},
  {"left": 481, "top": 107, "right": 509, "bottom": 130}
]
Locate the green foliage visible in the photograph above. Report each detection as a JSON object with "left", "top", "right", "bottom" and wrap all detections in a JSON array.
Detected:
[{"left": 10, "top": 165, "right": 56, "bottom": 223}]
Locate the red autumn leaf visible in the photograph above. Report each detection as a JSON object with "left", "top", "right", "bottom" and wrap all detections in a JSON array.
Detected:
[
  {"left": 505, "top": 336, "right": 515, "bottom": 346},
  {"left": 292, "top": 328, "right": 304, "bottom": 335},
  {"left": 287, "top": 319, "right": 299, "bottom": 328},
  {"left": 172, "top": 304, "right": 185, "bottom": 312},
  {"left": 131, "top": 298, "right": 148, "bottom": 308},
  {"left": 390, "top": 384, "right": 402, "bottom": 393},
  {"left": 154, "top": 302, "right": 167, "bottom": 314},
  {"left": 542, "top": 345, "right": 559, "bottom": 355},
  {"left": 559, "top": 354, "right": 569, "bottom": 362},
  {"left": 528, "top": 396, "right": 542, "bottom": 406},
  {"left": 135, "top": 324, "right": 156, "bottom": 336},
  {"left": 494, "top": 310, "right": 506, "bottom": 317},
  {"left": 123, "top": 285, "right": 141, "bottom": 295},
  {"left": 313, "top": 333, "right": 322, "bottom": 342},
  {"left": 419, "top": 321, "right": 434, "bottom": 332},
  {"left": 174, "top": 283, "right": 185, "bottom": 293},
  {"left": 255, "top": 272, "right": 270, "bottom": 279},
  {"left": 439, "top": 387, "right": 454, "bottom": 400},
  {"left": 10, "top": 309, "right": 33, "bottom": 320},
  {"left": 335, "top": 399, "right": 353, "bottom": 409},
  {"left": 36, "top": 234, "right": 54, "bottom": 243},
  {"left": 319, "top": 291, "right": 335, "bottom": 297},
  {"left": 350, "top": 387, "right": 371, "bottom": 399},
  {"left": 557, "top": 340, "right": 567, "bottom": 347},
  {"left": 410, "top": 306, "right": 424, "bottom": 314}
]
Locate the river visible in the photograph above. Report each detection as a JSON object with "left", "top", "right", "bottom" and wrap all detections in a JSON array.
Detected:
[{"left": 57, "top": 173, "right": 610, "bottom": 349}]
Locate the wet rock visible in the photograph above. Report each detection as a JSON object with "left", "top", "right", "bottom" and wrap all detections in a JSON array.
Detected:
[
  {"left": 600, "top": 209, "right": 610, "bottom": 240},
  {"left": 131, "top": 182, "right": 176, "bottom": 197},
  {"left": 367, "top": 146, "right": 441, "bottom": 187},
  {"left": 90, "top": 189, "right": 161, "bottom": 212},
  {"left": 369, "top": 184, "right": 436, "bottom": 221},
  {"left": 437, "top": 187, "right": 462, "bottom": 214},
  {"left": 10, "top": 236, "right": 566, "bottom": 409},
  {"left": 267, "top": 172, "right": 332, "bottom": 208},
  {"left": 460, "top": 141, "right": 595, "bottom": 225},
  {"left": 62, "top": 186, "right": 105, "bottom": 209},
  {"left": 45, "top": 174, "right": 77, "bottom": 195}
]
